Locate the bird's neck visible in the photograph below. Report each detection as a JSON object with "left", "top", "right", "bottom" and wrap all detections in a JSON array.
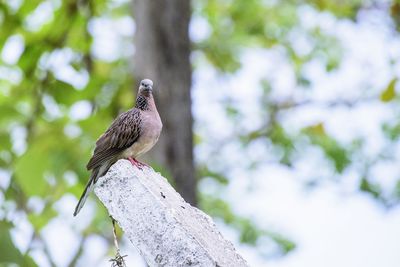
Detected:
[{"left": 135, "top": 93, "right": 157, "bottom": 111}]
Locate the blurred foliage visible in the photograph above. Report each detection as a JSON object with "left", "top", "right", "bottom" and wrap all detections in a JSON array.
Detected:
[
  {"left": 194, "top": 0, "right": 400, "bottom": 258},
  {"left": 0, "top": 221, "right": 38, "bottom": 266},
  {"left": 0, "top": 0, "right": 134, "bottom": 265},
  {"left": 200, "top": 194, "right": 296, "bottom": 256},
  {"left": 302, "top": 123, "right": 350, "bottom": 173},
  {"left": 380, "top": 78, "right": 397, "bottom": 102},
  {"left": 1, "top": 0, "right": 400, "bottom": 265}
]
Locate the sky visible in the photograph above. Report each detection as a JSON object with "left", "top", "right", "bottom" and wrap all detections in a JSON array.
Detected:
[{"left": 3, "top": 2, "right": 400, "bottom": 267}]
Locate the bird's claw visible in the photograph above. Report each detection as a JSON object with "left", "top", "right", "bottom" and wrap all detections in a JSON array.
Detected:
[{"left": 127, "top": 157, "right": 148, "bottom": 170}]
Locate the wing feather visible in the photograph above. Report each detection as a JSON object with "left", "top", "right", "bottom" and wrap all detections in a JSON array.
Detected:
[{"left": 86, "top": 109, "right": 142, "bottom": 170}]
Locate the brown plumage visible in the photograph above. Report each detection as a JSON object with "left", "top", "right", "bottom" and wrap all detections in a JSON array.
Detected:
[{"left": 74, "top": 79, "right": 162, "bottom": 216}]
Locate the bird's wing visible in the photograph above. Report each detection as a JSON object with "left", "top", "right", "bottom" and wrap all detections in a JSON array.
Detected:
[{"left": 86, "top": 109, "right": 142, "bottom": 170}]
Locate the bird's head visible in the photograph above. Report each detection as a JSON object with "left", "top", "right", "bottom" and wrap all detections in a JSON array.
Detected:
[{"left": 138, "top": 79, "right": 153, "bottom": 96}]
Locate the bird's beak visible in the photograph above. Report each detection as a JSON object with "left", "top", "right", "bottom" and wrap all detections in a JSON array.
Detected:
[{"left": 140, "top": 85, "right": 153, "bottom": 93}]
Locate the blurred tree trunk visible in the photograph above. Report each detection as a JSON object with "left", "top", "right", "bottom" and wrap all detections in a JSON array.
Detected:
[{"left": 133, "top": 0, "right": 197, "bottom": 205}]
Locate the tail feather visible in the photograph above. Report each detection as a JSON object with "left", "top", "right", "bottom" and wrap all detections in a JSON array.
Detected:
[{"left": 73, "top": 169, "right": 99, "bottom": 216}]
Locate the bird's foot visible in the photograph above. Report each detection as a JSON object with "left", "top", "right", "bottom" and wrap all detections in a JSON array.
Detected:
[
  {"left": 127, "top": 157, "right": 137, "bottom": 166},
  {"left": 127, "top": 157, "right": 148, "bottom": 170},
  {"left": 136, "top": 160, "right": 149, "bottom": 169}
]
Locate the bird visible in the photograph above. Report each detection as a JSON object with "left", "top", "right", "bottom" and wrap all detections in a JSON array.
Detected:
[{"left": 73, "top": 79, "right": 162, "bottom": 216}]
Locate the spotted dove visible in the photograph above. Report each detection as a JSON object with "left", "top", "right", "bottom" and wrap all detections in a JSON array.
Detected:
[{"left": 73, "top": 79, "right": 162, "bottom": 216}]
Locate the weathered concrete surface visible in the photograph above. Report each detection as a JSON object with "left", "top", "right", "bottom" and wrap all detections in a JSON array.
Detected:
[{"left": 94, "top": 160, "right": 248, "bottom": 267}]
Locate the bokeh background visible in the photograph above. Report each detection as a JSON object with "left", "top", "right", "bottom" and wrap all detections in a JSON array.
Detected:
[{"left": 1, "top": 0, "right": 400, "bottom": 266}]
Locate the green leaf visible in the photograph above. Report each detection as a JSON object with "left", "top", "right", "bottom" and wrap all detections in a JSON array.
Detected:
[
  {"left": 269, "top": 124, "right": 294, "bottom": 165},
  {"left": 17, "top": 0, "right": 41, "bottom": 17},
  {"left": 303, "top": 123, "right": 350, "bottom": 173},
  {"left": 0, "top": 221, "right": 22, "bottom": 264},
  {"left": 0, "top": 220, "right": 38, "bottom": 266},
  {"left": 48, "top": 76, "right": 79, "bottom": 106},
  {"left": 382, "top": 122, "right": 400, "bottom": 140},
  {"left": 28, "top": 205, "right": 57, "bottom": 231},
  {"left": 14, "top": 139, "right": 50, "bottom": 196},
  {"left": 305, "top": 123, "right": 325, "bottom": 136},
  {"left": 360, "top": 177, "right": 381, "bottom": 199},
  {"left": 267, "top": 232, "right": 296, "bottom": 254},
  {"left": 380, "top": 78, "right": 397, "bottom": 102},
  {"left": 197, "top": 166, "right": 229, "bottom": 185},
  {"left": 308, "top": 0, "right": 364, "bottom": 19}
]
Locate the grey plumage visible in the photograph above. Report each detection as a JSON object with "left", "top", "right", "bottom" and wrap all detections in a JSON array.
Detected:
[{"left": 74, "top": 79, "right": 162, "bottom": 216}]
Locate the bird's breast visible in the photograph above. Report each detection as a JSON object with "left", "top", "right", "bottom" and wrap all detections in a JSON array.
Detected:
[{"left": 124, "top": 111, "right": 162, "bottom": 158}]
